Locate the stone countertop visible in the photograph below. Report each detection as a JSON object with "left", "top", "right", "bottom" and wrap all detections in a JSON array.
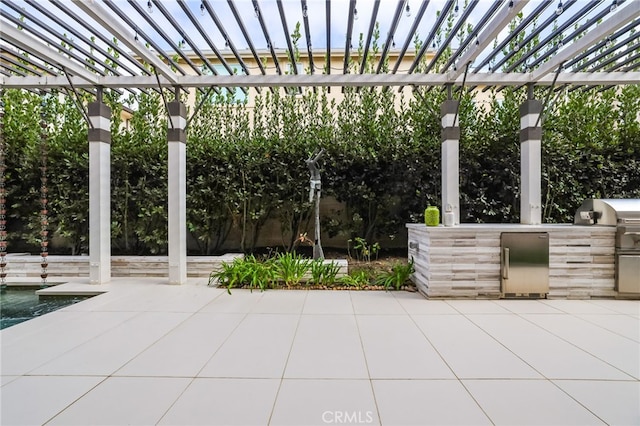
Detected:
[{"left": 406, "top": 223, "right": 616, "bottom": 232}]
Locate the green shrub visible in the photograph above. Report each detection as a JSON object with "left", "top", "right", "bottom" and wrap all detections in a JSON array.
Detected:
[
  {"left": 339, "top": 268, "right": 373, "bottom": 289},
  {"left": 310, "top": 260, "right": 342, "bottom": 286},
  {"left": 3, "top": 82, "right": 639, "bottom": 254},
  {"left": 374, "top": 258, "right": 415, "bottom": 291},
  {"left": 272, "top": 252, "right": 311, "bottom": 287},
  {"left": 208, "top": 255, "right": 276, "bottom": 294},
  {"left": 347, "top": 237, "right": 380, "bottom": 262}
]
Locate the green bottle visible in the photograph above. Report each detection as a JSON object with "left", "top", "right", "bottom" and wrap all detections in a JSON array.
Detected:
[{"left": 425, "top": 205, "right": 440, "bottom": 227}]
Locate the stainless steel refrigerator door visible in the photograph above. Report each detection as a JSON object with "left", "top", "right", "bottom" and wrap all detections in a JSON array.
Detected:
[
  {"left": 501, "top": 232, "right": 550, "bottom": 296},
  {"left": 617, "top": 254, "right": 640, "bottom": 294}
]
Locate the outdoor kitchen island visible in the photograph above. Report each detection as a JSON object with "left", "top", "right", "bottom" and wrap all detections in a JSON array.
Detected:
[{"left": 407, "top": 223, "right": 619, "bottom": 299}]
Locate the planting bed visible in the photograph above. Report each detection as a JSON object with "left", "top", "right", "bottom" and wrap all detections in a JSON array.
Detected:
[{"left": 212, "top": 251, "right": 416, "bottom": 292}]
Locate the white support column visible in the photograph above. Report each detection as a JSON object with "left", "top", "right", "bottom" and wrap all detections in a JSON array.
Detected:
[
  {"left": 88, "top": 102, "right": 111, "bottom": 284},
  {"left": 168, "top": 101, "right": 187, "bottom": 285},
  {"left": 520, "top": 98, "right": 543, "bottom": 224},
  {"left": 441, "top": 99, "right": 460, "bottom": 225}
]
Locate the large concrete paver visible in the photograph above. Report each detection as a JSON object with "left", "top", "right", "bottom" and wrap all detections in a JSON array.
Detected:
[{"left": 1, "top": 280, "right": 638, "bottom": 425}]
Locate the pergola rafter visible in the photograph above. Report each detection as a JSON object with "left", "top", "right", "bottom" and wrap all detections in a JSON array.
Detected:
[
  {"left": 1, "top": 51, "right": 42, "bottom": 75},
  {"left": 0, "top": 0, "right": 637, "bottom": 91},
  {"left": 441, "top": 0, "right": 502, "bottom": 74},
  {"left": 72, "top": 0, "right": 178, "bottom": 83},
  {"left": 375, "top": 0, "right": 404, "bottom": 74},
  {"left": 23, "top": 0, "right": 138, "bottom": 77},
  {"left": 358, "top": 0, "right": 380, "bottom": 74},
  {"left": 252, "top": 0, "right": 282, "bottom": 75},
  {"left": 343, "top": 0, "right": 356, "bottom": 75},
  {"left": 1, "top": 47, "right": 51, "bottom": 76},
  {"left": 565, "top": 19, "right": 639, "bottom": 70},
  {"left": 506, "top": 0, "right": 603, "bottom": 74},
  {"left": 227, "top": 0, "right": 265, "bottom": 76},
  {"left": 4, "top": 71, "right": 639, "bottom": 89},
  {"left": 390, "top": 0, "right": 429, "bottom": 74},
  {"left": 1, "top": 3, "right": 111, "bottom": 77},
  {"left": 424, "top": 0, "right": 481, "bottom": 74},
  {"left": 1, "top": 24, "right": 99, "bottom": 85},
  {"left": 448, "top": 0, "right": 527, "bottom": 78},
  {"left": 201, "top": 0, "right": 251, "bottom": 78},
  {"left": 49, "top": 0, "right": 153, "bottom": 77},
  {"left": 300, "top": 0, "right": 314, "bottom": 75},
  {"left": 534, "top": 0, "right": 640, "bottom": 80}
]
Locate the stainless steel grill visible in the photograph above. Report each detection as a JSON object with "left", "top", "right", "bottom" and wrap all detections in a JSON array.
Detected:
[{"left": 574, "top": 199, "right": 640, "bottom": 295}]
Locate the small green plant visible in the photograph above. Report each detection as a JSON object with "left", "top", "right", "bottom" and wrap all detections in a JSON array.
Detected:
[
  {"left": 339, "top": 268, "right": 372, "bottom": 289},
  {"left": 347, "top": 237, "right": 380, "bottom": 262},
  {"left": 243, "top": 255, "right": 277, "bottom": 292},
  {"left": 374, "top": 258, "right": 415, "bottom": 291},
  {"left": 208, "top": 255, "right": 276, "bottom": 294},
  {"left": 310, "top": 259, "right": 342, "bottom": 286},
  {"left": 208, "top": 256, "right": 252, "bottom": 289},
  {"left": 273, "top": 252, "right": 311, "bottom": 287}
]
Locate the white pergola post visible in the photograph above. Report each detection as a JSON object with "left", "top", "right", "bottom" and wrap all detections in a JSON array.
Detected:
[
  {"left": 519, "top": 97, "right": 543, "bottom": 224},
  {"left": 168, "top": 101, "right": 187, "bottom": 285},
  {"left": 88, "top": 101, "right": 111, "bottom": 284},
  {"left": 441, "top": 99, "right": 460, "bottom": 225}
]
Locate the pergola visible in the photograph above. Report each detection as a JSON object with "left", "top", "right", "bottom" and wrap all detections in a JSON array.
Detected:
[{"left": 1, "top": 0, "right": 639, "bottom": 284}]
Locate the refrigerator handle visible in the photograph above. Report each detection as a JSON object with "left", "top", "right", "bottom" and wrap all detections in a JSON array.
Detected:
[{"left": 502, "top": 247, "right": 510, "bottom": 280}]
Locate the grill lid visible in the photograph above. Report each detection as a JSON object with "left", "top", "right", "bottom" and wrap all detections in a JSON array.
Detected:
[{"left": 574, "top": 199, "right": 640, "bottom": 226}]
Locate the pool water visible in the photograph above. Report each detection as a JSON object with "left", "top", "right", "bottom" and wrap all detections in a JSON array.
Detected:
[{"left": 0, "top": 286, "right": 92, "bottom": 329}]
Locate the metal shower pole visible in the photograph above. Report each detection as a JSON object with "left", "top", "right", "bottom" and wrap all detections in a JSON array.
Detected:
[{"left": 306, "top": 149, "right": 325, "bottom": 260}]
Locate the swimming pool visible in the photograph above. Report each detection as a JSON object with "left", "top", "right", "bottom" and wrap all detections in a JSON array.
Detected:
[{"left": 0, "top": 286, "right": 92, "bottom": 329}]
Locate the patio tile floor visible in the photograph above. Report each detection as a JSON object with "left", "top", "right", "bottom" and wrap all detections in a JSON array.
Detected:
[{"left": 1, "top": 278, "right": 639, "bottom": 425}]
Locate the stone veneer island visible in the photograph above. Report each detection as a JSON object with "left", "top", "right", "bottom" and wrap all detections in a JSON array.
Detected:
[{"left": 407, "top": 223, "right": 616, "bottom": 299}]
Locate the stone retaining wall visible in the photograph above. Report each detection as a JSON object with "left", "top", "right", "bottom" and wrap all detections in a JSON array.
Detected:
[{"left": 4, "top": 254, "right": 243, "bottom": 279}]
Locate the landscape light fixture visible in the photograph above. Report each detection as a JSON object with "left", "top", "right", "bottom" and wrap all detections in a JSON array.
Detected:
[
  {"left": 405, "top": 3, "right": 411, "bottom": 17},
  {"left": 354, "top": 8, "right": 359, "bottom": 20},
  {"left": 556, "top": 1, "right": 563, "bottom": 16},
  {"left": 147, "top": 0, "right": 153, "bottom": 13}
]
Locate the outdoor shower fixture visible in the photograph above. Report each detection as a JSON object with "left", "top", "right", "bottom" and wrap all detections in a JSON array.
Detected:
[{"left": 306, "top": 149, "right": 325, "bottom": 260}]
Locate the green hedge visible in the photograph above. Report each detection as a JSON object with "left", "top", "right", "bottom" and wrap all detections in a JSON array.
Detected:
[{"left": 2, "top": 84, "right": 639, "bottom": 255}]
